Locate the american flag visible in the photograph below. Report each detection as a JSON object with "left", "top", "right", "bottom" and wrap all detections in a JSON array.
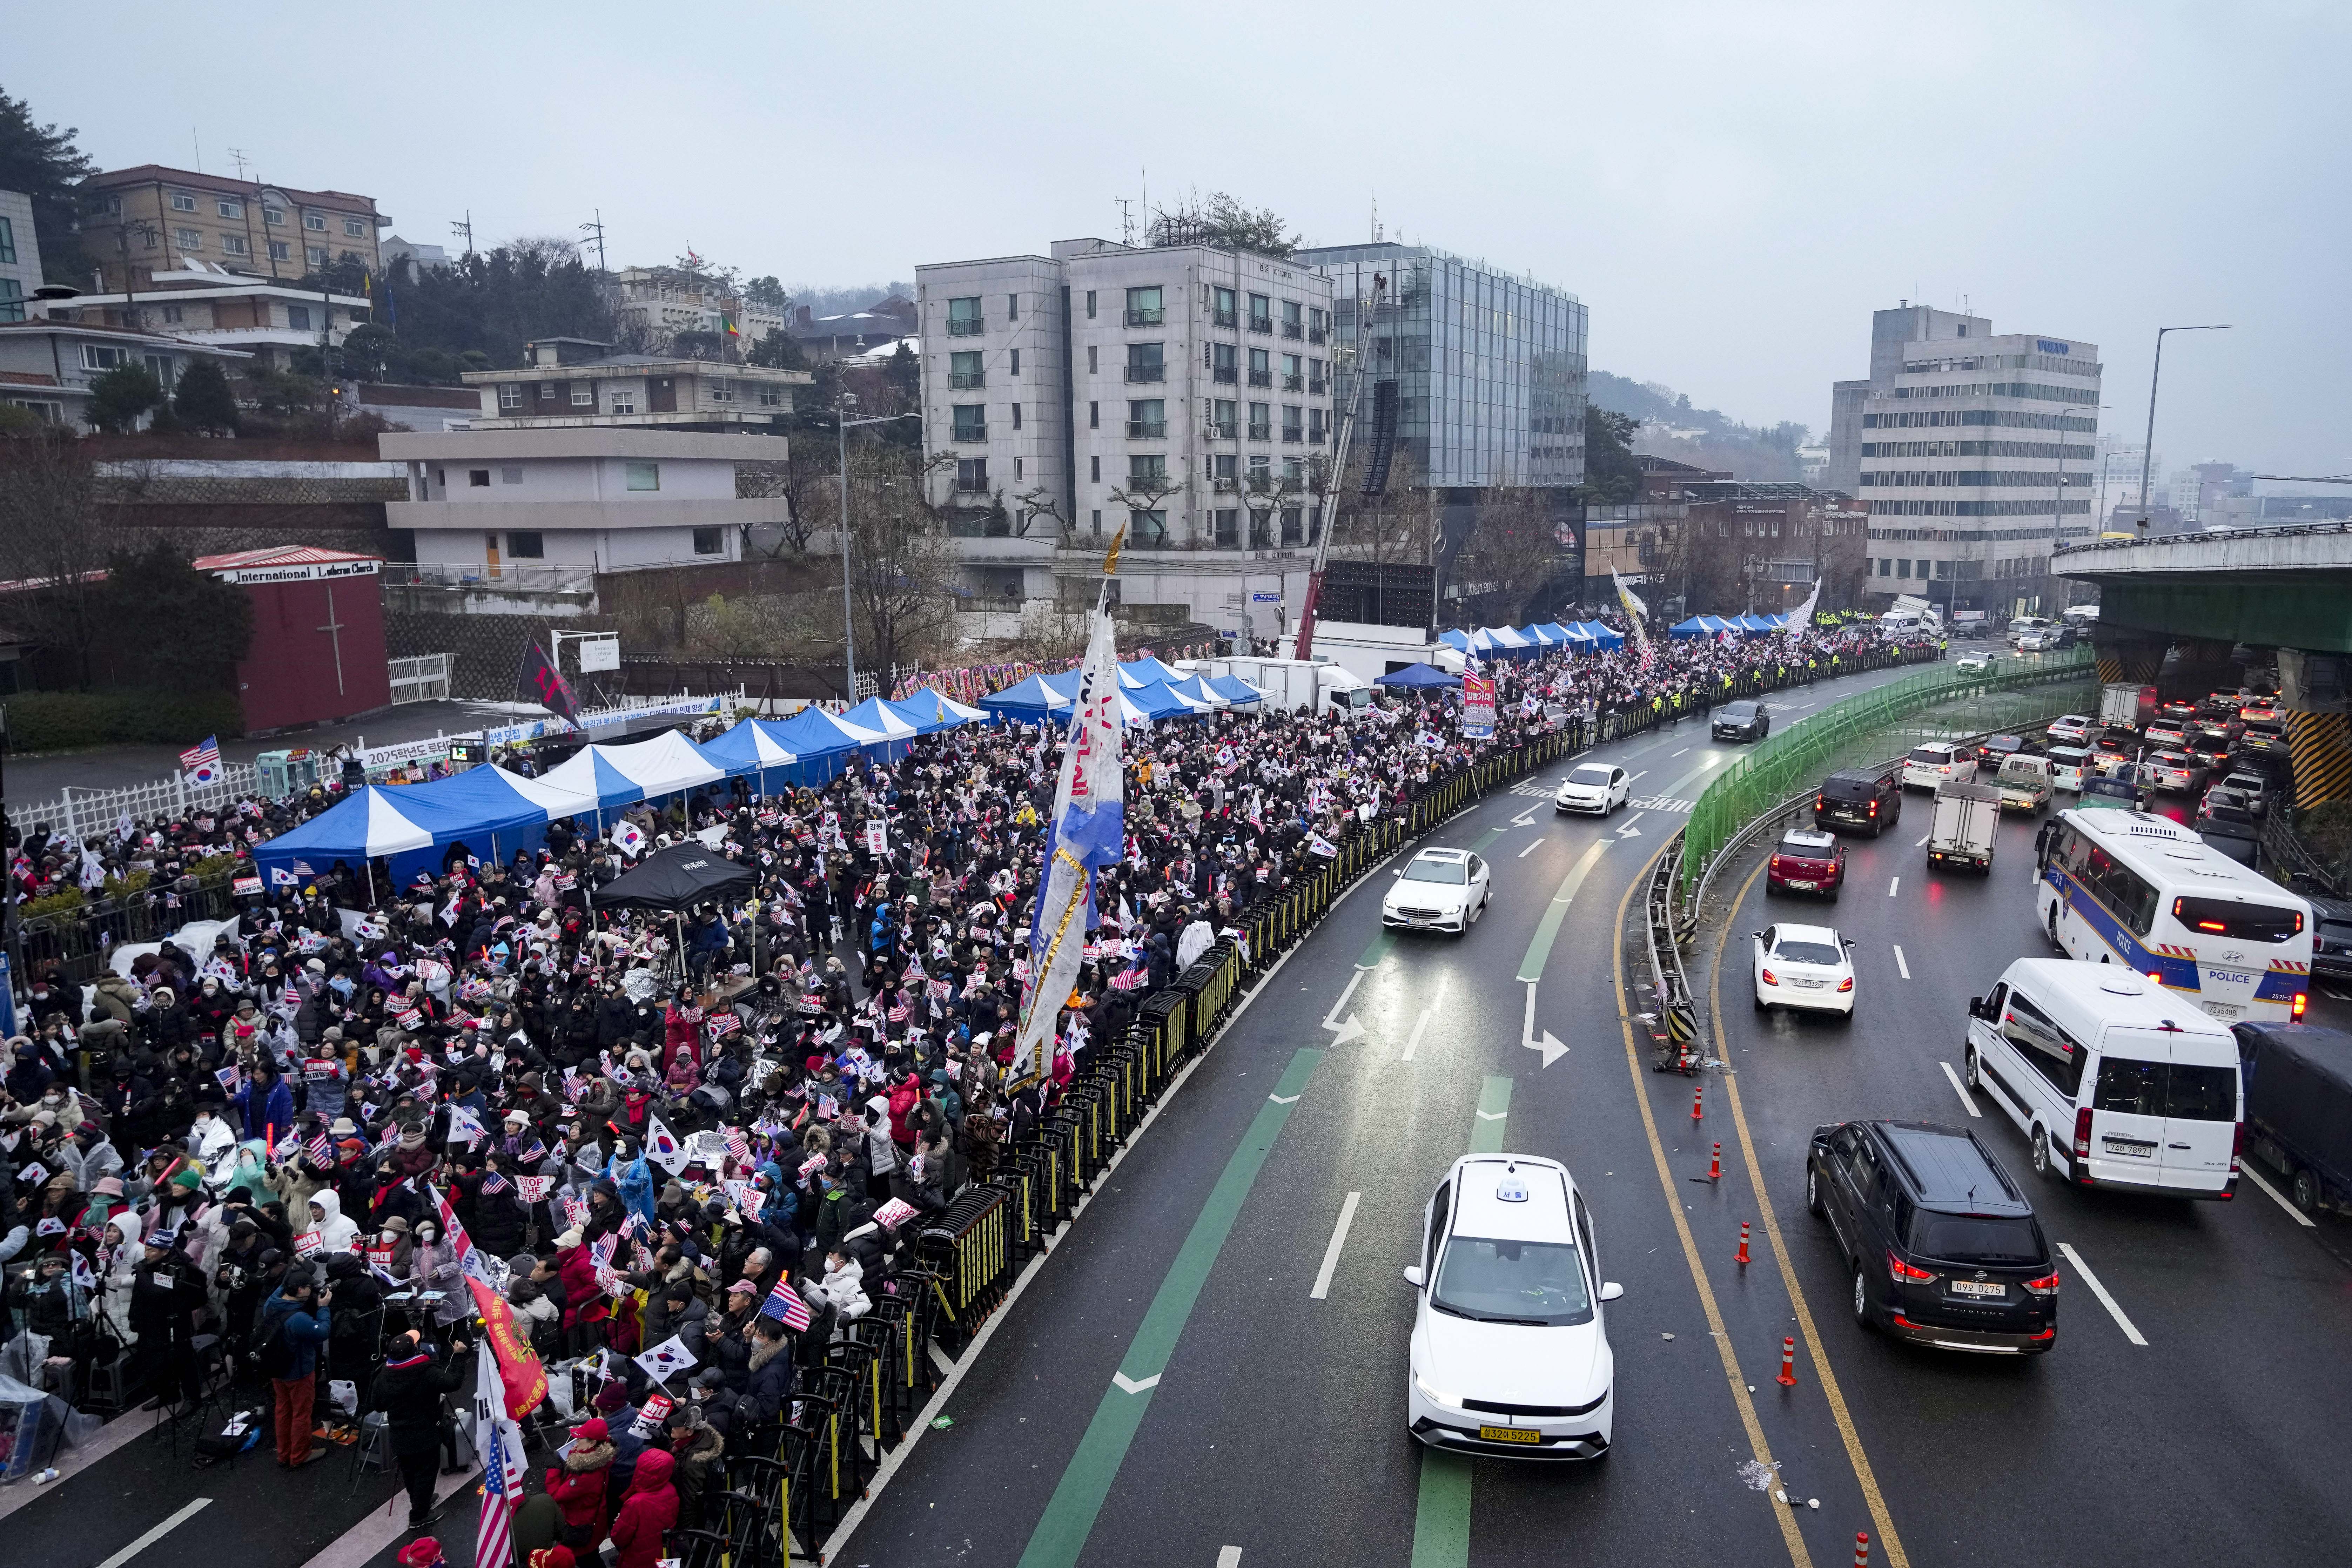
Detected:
[
  {"left": 589, "top": 1230, "right": 618, "bottom": 1271},
  {"left": 179, "top": 734, "right": 222, "bottom": 783},
  {"left": 518, "top": 1138, "right": 546, "bottom": 1164},
  {"left": 760, "top": 1278, "right": 812, "bottom": 1331},
  {"left": 479, "top": 1169, "right": 511, "bottom": 1195},
  {"left": 725, "top": 1129, "right": 749, "bottom": 1166},
  {"left": 305, "top": 1133, "right": 332, "bottom": 1166},
  {"left": 477, "top": 1420, "right": 519, "bottom": 1568}
]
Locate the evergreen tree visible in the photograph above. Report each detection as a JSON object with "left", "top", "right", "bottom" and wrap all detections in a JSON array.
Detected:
[
  {"left": 87, "top": 364, "right": 164, "bottom": 433},
  {"left": 171, "top": 359, "right": 240, "bottom": 434},
  {"left": 0, "top": 86, "right": 95, "bottom": 286}
]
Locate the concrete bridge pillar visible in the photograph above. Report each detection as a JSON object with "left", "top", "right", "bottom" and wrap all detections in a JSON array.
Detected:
[
  {"left": 2280, "top": 650, "right": 2352, "bottom": 811},
  {"left": 2091, "top": 625, "right": 2168, "bottom": 686}
]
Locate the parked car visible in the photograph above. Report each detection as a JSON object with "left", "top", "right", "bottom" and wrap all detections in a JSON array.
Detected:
[
  {"left": 1713, "top": 700, "right": 1770, "bottom": 743},
  {"left": 2045, "top": 714, "right": 2096, "bottom": 745},
  {"left": 1767, "top": 828, "right": 1847, "bottom": 898},
  {"left": 1806, "top": 1119, "right": 2057, "bottom": 1354},
  {"left": 1814, "top": 769, "right": 1902, "bottom": 836},
  {"left": 1902, "top": 742, "right": 1979, "bottom": 791}
]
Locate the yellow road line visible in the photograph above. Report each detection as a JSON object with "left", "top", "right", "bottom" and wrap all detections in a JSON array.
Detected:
[
  {"left": 1609, "top": 846, "right": 1813, "bottom": 1568},
  {"left": 1714, "top": 856, "right": 1911, "bottom": 1568}
]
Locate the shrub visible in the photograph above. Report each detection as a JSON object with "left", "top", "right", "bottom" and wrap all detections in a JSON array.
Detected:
[{"left": 3, "top": 688, "right": 244, "bottom": 751}]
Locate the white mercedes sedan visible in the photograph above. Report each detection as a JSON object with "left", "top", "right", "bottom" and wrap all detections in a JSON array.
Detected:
[{"left": 1381, "top": 848, "right": 1490, "bottom": 934}]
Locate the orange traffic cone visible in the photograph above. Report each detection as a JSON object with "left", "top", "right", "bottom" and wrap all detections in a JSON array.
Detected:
[
  {"left": 1692, "top": 1083, "right": 1704, "bottom": 1122},
  {"left": 1736, "top": 1222, "right": 1751, "bottom": 1266},
  {"left": 1854, "top": 1532, "right": 1870, "bottom": 1567},
  {"left": 1709, "top": 1142, "right": 1722, "bottom": 1180},
  {"left": 1776, "top": 1336, "right": 1797, "bottom": 1387}
]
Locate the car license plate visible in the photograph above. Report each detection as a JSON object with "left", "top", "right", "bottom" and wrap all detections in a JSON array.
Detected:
[
  {"left": 2200, "top": 1001, "right": 2242, "bottom": 1018},
  {"left": 2104, "top": 1139, "right": 2154, "bottom": 1157},
  {"left": 1789, "top": 879, "right": 1817, "bottom": 891},
  {"left": 1950, "top": 1280, "right": 2006, "bottom": 1299},
  {"left": 1478, "top": 1425, "right": 1541, "bottom": 1444}
]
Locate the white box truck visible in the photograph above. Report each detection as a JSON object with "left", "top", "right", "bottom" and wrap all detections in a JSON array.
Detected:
[
  {"left": 2099, "top": 682, "right": 2156, "bottom": 733},
  {"left": 1217, "top": 657, "right": 1372, "bottom": 715},
  {"left": 1927, "top": 781, "right": 2001, "bottom": 873}
]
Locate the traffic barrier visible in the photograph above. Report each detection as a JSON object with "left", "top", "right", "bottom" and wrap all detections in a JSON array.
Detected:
[
  {"left": 916, "top": 1186, "right": 1011, "bottom": 1356},
  {"left": 1736, "top": 1221, "right": 1751, "bottom": 1266},
  {"left": 1776, "top": 1335, "right": 1797, "bottom": 1387},
  {"left": 1708, "top": 1142, "right": 1721, "bottom": 1180},
  {"left": 1692, "top": 1083, "right": 1704, "bottom": 1121},
  {"left": 1854, "top": 1532, "right": 1870, "bottom": 1568}
]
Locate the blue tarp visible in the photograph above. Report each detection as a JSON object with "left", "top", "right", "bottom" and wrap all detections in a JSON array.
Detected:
[
  {"left": 1375, "top": 662, "right": 1461, "bottom": 690},
  {"left": 1123, "top": 679, "right": 1208, "bottom": 720}
]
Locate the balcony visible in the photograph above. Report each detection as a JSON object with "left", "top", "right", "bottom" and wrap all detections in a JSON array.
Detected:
[
  {"left": 1281, "top": 374, "right": 1304, "bottom": 392},
  {"left": 1308, "top": 378, "right": 1327, "bottom": 396},
  {"left": 1282, "top": 427, "right": 1305, "bottom": 444},
  {"left": 1212, "top": 474, "right": 1240, "bottom": 492},
  {"left": 949, "top": 371, "right": 986, "bottom": 390},
  {"left": 1309, "top": 326, "right": 1326, "bottom": 344},
  {"left": 1212, "top": 366, "right": 1237, "bottom": 384},
  {"left": 1203, "top": 420, "right": 1237, "bottom": 440},
  {"left": 1125, "top": 365, "right": 1166, "bottom": 383},
  {"left": 1281, "top": 322, "right": 1304, "bottom": 339},
  {"left": 1248, "top": 423, "right": 1273, "bottom": 442},
  {"left": 945, "top": 318, "right": 984, "bottom": 337},
  {"left": 1212, "top": 307, "right": 1237, "bottom": 329},
  {"left": 1126, "top": 419, "right": 1168, "bottom": 439},
  {"left": 1247, "top": 316, "right": 1272, "bottom": 335},
  {"left": 952, "top": 423, "right": 988, "bottom": 442},
  {"left": 1247, "top": 370, "right": 1271, "bottom": 387},
  {"left": 1125, "top": 305, "right": 1165, "bottom": 327}
]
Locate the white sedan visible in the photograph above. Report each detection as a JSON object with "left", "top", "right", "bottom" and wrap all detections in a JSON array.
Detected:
[
  {"left": 2046, "top": 714, "right": 2096, "bottom": 745},
  {"left": 1955, "top": 651, "right": 1996, "bottom": 672},
  {"left": 1752, "top": 922, "right": 1857, "bottom": 1018},
  {"left": 1406, "top": 1154, "right": 1620, "bottom": 1461},
  {"left": 1382, "top": 848, "right": 1490, "bottom": 934},
  {"left": 1554, "top": 763, "right": 1630, "bottom": 815}
]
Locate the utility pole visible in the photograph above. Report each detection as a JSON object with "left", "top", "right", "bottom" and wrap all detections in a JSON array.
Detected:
[
  {"left": 580, "top": 209, "right": 608, "bottom": 273},
  {"left": 451, "top": 211, "right": 475, "bottom": 262},
  {"left": 2136, "top": 324, "right": 2231, "bottom": 532}
]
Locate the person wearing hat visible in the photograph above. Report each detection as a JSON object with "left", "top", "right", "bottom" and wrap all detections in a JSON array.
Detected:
[
  {"left": 258, "top": 1266, "right": 334, "bottom": 1465},
  {"left": 662, "top": 1402, "right": 725, "bottom": 1531},
  {"left": 236, "top": 1060, "right": 295, "bottom": 1149},
  {"left": 127, "top": 1228, "right": 206, "bottom": 1408},
  {"left": 545, "top": 1415, "right": 615, "bottom": 1554},
  {"left": 371, "top": 1328, "right": 467, "bottom": 1529}
]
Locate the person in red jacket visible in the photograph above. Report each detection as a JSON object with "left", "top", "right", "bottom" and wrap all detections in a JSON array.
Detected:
[
  {"left": 609, "top": 1447, "right": 679, "bottom": 1568},
  {"left": 553, "top": 1230, "right": 611, "bottom": 1352},
  {"left": 661, "top": 998, "right": 701, "bottom": 1074},
  {"left": 887, "top": 1071, "right": 920, "bottom": 1157},
  {"left": 545, "top": 1416, "right": 615, "bottom": 1554}
]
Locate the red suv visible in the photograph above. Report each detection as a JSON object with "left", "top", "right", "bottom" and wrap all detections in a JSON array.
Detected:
[{"left": 1767, "top": 828, "right": 1847, "bottom": 899}]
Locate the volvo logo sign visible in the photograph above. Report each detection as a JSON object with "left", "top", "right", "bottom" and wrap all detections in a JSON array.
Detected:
[{"left": 2036, "top": 339, "right": 2071, "bottom": 355}]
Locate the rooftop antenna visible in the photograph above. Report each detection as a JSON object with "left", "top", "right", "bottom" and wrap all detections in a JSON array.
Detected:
[
  {"left": 228, "top": 147, "right": 251, "bottom": 182},
  {"left": 191, "top": 126, "right": 202, "bottom": 174},
  {"left": 1371, "top": 189, "right": 1381, "bottom": 243},
  {"left": 580, "top": 209, "right": 609, "bottom": 272},
  {"left": 1116, "top": 198, "right": 1139, "bottom": 247},
  {"left": 451, "top": 210, "right": 475, "bottom": 260}
]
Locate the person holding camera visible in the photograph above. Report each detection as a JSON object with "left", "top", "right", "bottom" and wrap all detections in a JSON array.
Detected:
[{"left": 256, "top": 1266, "right": 334, "bottom": 1466}]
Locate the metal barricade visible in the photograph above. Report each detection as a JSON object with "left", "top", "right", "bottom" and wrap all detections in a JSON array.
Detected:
[{"left": 914, "top": 1185, "right": 1011, "bottom": 1355}]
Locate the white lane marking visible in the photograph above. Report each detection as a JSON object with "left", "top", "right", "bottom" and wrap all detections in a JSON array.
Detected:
[
  {"left": 1268, "top": 1093, "right": 1299, "bottom": 1104},
  {"left": 2057, "top": 1242, "right": 2148, "bottom": 1346},
  {"left": 1915, "top": 832, "right": 1930, "bottom": 847},
  {"left": 1112, "top": 1371, "right": 1162, "bottom": 1394},
  {"left": 1401, "top": 976, "right": 1446, "bottom": 1062},
  {"left": 1475, "top": 1110, "right": 1508, "bottom": 1121},
  {"left": 1218, "top": 1550, "right": 1245, "bottom": 1568},
  {"left": 1938, "top": 1061, "right": 1981, "bottom": 1117},
  {"left": 96, "top": 1500, "right": 212, "bottom": 1568},
  {"left": 1893, "top": 945, "right": 1910, "bottom": 980},
  {"left": 1672, "top": 747, "right": 1690, "bottom": 757},
  {"left": 1888, "top": 876, "right": 1901, "bottom": 897},
  {"left": 2240, "top": 1163, "right": 2316, "bottom": 1227},
  {"left": 1626, "top": 770, "right": 1648, "bottom": 784},
  {"left": 1518, "top": 837, "right": 1543, "bottom": 857},
  {"left": 1310, "top": 1191, "right": 1363, "bottom": 1299},
  {"left": 1323, "top": 967, "right": 1367, "bottom": 1046}
]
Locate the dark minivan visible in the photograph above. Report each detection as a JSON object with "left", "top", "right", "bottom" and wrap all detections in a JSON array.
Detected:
[
  {"left": 1713, "top": 700, "right": 1770, "bottom": 743},
  {"left": 1807, "top": 1119, "right": 2058, "bottom": 1354},
  {"left": 1814, "top": 769, "right": 1902, "bottom": 837}
]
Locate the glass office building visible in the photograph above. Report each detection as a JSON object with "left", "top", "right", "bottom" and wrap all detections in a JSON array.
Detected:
[{"left": 1296, "top": 242, "right": 1587, "bottom": 490}]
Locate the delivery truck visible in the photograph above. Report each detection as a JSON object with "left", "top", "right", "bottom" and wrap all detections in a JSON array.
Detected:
[
  {"left": 2234, "top": 1023, "right": 2352, "bottom": 1215},
  {"left": 1926, "top": 781, "right": 2001, "bottom": 873},
  {"left": 2099, "top": 682, "right": 2157, "bottom": 734}
]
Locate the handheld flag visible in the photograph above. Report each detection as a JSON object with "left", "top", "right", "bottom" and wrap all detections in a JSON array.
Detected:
[
  {"left": 759, "top": 1278, "right": 813, "bottom": 1332},
  {"left": 644, "top": 1113, "right": 688, "bottom": 1175},
  {"left": 634, "top": 1334, "right": 698, "bottom": 1384}
]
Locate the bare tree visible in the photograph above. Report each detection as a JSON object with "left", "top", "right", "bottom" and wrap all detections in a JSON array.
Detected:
[
  {"left": 736, "top": 443, "right": 834, "bottom": 558},
  {"left": 1010, "top": 483, "right": 1068, "bottom": 540},
  {"left": 1147, "top": 190, "right": 1302, "bottom": 257},
  {"left": 0, "top": 431, "right": 108, "bottom": 686},
  {"left": 844, "top": 443, "right": 957, "bottom": 682},
  {"left": 1327, "top": 446, "right": 1430, "bottom": 571},
  {"left": 1456, "top": 486, "right": 1568, "bottom": 625},
  {"left": 1106, "top": 464, "right": 1185, "bottom": 547}
]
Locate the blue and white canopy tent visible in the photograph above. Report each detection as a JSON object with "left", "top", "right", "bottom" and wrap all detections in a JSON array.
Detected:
[
  {"left": 1374, "top": 661, "right": 1462, "bottom": 690},
  {"left": 1203, "top": 673, "right": 1264, "bottom": 705},
  {"left": 835, "top": 697, "right": 922, "bottom": 761},
  {"left": 890, "top": 688, "right": 990, "bottom": 733},
  {"left": 976, "top": 671, "right": 1079, "bottom": 722},
  {"left": 699, "top": 718, "right": 806, "bottom": 795},
  {"left": 759, "top": 708, "right": 866, "bottom": 785}
]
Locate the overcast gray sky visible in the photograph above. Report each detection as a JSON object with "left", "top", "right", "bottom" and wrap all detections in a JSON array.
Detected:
[{"left": 16, "top": 1, "right": 2347, "bottom": 477}]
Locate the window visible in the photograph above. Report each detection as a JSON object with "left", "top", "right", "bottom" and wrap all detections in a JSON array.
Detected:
[
  {"left": 1014, "top": 456, "right": 1023, "bottom": 481},
  {"left": 626, "top": 462, "right": 660, "bottom": 491},
  {"left": 1281, "top": 505, "right": 1304, "bottom": 545},
  {"left": 539, "top": 382, "right": 557, "bottom": 401},
  {"left": 1308, "top": 408, "right": 1325, "bottom": 442},
  {"left": 1248, "top": 402, "right": 1272, "bottom": 442},
  {"left": 506, "top": 530, "right": 544, "bottom": 557},
  {"left": 175, "top": 227, "right": 203, "bottom": 250},
  {"left": 1087, "top": 344, "right": 1099, "bottom": 374},
  {"left": 1248, "top": 347, "right": 1271, "bottom": 386},
  {"left": 1214, "top": 509, "right": 1240, "bottom": 546},
  {"left": 499, "top": 383, "right": 523, "bottom": 410},
  {"left": 956, "top": 457, "right": 988, "bottom": 492},
  {"left": 170, "top": 189, "right": 197, "bottom": 212},
  {"left": 1125, "top": 285, "right": 1164, "bottom": 327},
  {"left": 219, "top": 233, "right": 248, "bottom": 256},
  {"left": 1092, "top": 509, "right": 1102, "bottom": 531},
  {"left": 0, "top": 280, "right": 25, "bottom": 323},
  {"left": 1007, "top": 292, "right": 1019, "bottom": 320},
  {"left": 571, "top": 385, "right": 593, "bottom": 406},
  {"left": 1212, "top": 286, "right": 1237, "bottom": 328},
  {"left": 757, "top": 384, "right": 783, "bottom": 406},
  {"left": 1281, "top": 353, "right": 1303, "bottom": 391},
  {"left": 262, "top": 204, "right": 286, "bottom": 227},
  {"left": 343, "top": 217, "right": 366, "bottom": 238},
  {"left": 268, "top": 240, "right": 290, "bottom": 262},
  {"left": 1282, "top": 407, "right": 1304, "bottom": 442},
  {"left": 1129, "top": 454, "right": 1167, "bottom": 483},
  {"left": 500, "top": 466, "right": 523, "bottom": 485},
  {"left": 707, "top": 377, "right": 733, "bottom": 403},
  {"left": 609, "top": 387, "right": 637, "bottom": 415},
  {"left": 1125, "top": 342, "right": 1165, "bottom": 383},
  {"left": 303, "top": 210, "right": 327, "bottom": 231},
  {"left": 1877, "top": 557, "right": 1891, "bottom": 577},
  {"left": 1212, "top": 453, "right": 1238, "bottom": 484},
  {"left": 1088, "top": 400, "right": 1099, "bottom": 429},
  {"left": 1127, "top": 398, "right": 1165, "bottom": 438},
  {"left": 2169, "top": 896, "right": 2303, "bottom": 944},
  {"left": 1085, "top": 290, "right": 1097, "bottom": 319},
  {"left": 950, "top": 350, "right": 984, "bottom": 390},
  {"left": 1090, "top": 455, "right": 1101, "bottom": 482},
  {"left": 468, "top": 469, "right": 492, "bottom": 487},
  {"left": 1009, "top": 348, "right": 1020, "bottom": 376},
  {"left": 1212, "top": 343, "right": 1237, "bottom": 383},
  {"left": 215, "top": 197, "right": 241, "bottom": 219},
  {"left": 143, "top": 354, "right": 175, "bottom": 388},
  {"left": 691, "top": 527, "right": 724, "bottom": 556},
  {"left": 1309, "top": 358, "right": 1326, "bottom": 393},
  {"left": 1247, "top": 293, "right": 1271, "bottom": 332},
  {"left": 287, "top": 304, "right": 311, "bottom": 331},
  {"left": 946, "top": 297, "right": 982, "bottom": 335},
  {"left": 80, "top": 343, "right": 129, "bottom": 370},
  {"left": 1010, "top": 402, "right": 1022, "bottom": 430},
  {"left": 951, "top": 405, "right": 986, "bottom": 441},
  {"left": 1309, "top": 306, "right": 1327, "bottom": 344},
  {"left": 306, "top": 245, "right": 328, "bottom": 268},
  {"left": 0, "top": 217, "right": 12, "bottom": 265},
  {"left": 1282, "top": 300, "right": 1304, "bottom": 338},
  {"left": 1210, "top": 398, "right": 1237, "bottom": 437}
]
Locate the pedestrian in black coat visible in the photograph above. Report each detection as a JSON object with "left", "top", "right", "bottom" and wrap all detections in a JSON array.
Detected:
[{"left": 372, "top": 1331, "right": 467, "bottom": 1528}]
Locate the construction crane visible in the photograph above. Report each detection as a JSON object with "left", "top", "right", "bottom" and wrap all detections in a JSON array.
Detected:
[{"left": 1293, "top": 272, "right": 1392, "bottom": 661}]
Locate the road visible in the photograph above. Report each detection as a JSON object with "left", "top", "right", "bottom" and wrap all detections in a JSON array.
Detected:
[{"left": 834, "top": 659, "right": 1948, "bottom": 1568}]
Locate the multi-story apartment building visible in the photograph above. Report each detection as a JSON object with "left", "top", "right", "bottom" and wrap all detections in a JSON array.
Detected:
[
  {"left": 610, "top": 268, "right": 788, "bottom": 356},
  {"left": 914, "top": 237, "right": 1336, "bottom": 632},
  {"left": 79, "top": 166, "right": 386, "bottom": 291},
  {"left": 461, "top": 337, "right": 809, "bottom": 432},
  {"left": 1827, "top": 304, "right": 2101, "bottom": 617},
  {"left": 0, "top": 189, "right": 39, "bottom": 323},
  {"left": 47, "top": 260, "right": 368, "bottom": 373}
]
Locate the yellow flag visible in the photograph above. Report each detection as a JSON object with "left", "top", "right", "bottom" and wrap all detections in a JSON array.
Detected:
[{"left": 1104, "top": 524, "right": 1128, "bottom": 577}]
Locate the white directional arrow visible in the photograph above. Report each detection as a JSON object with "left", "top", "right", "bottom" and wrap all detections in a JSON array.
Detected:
[
  {"left": 1268, "top": 1093, "right": 1300, "bottom": 1104},
  {"left": 1111, "top": 1372, "right": 1162, "bottom": 1395},
  {"left": 1474, "top": 1110, "right": 1509, "bottom": 1121},
  {"left": 1614, "top": 810, "right": 1647, "bottom": 840},
  {"left": 1521, "top": 980, "right": 1568, "bottom": 1068},
  {"left": 1322, "top": 968, "right": 1367, "bottom": 1046},
  {"left": 1510, "top": 804, "right": 1540, "bottom": 827}
]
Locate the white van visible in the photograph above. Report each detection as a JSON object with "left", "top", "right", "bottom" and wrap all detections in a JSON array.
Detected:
[{"left": 1963, "top": 958, "right": 2241, "bottom": 1199}]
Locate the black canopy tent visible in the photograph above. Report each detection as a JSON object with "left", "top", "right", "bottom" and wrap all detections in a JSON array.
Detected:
[{"left": 594, "top": 842, "right": 755, "bottom": 910}]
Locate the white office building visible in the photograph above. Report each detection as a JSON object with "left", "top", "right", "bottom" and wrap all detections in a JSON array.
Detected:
[
  {"left": 1827, "top": 304, "right": 2100, "bottom": 615},
  {"left": 915, "top": 238, "right": 1336, "bottom": 633}
]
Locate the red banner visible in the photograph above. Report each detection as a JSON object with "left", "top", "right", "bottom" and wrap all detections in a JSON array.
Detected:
[{"left": 467, "top": 1276, "right": 549, "bottom": 1419}]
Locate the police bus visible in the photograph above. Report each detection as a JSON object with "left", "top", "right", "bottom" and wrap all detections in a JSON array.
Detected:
[{"left": 2034, "top": 807, "right": 2312, "bottom": 1024}]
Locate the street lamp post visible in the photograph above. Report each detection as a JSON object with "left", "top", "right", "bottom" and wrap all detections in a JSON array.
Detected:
[
  {"left": 833, "top": 392, "right": 920, "bottom": 703},
  {"left": 2136, "top": 324, "right": 2232, "bottom": 532},
  {"left": 2047, "top": 402, "right": 2111, "bottom": 613}
]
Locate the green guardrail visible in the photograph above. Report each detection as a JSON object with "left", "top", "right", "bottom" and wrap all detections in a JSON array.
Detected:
[{"left": 1679, "top": 647, "right": 2097, "bottom": 902}]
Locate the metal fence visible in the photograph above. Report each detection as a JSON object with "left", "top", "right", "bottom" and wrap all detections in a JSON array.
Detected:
[
  {"left": 14, "top": 763, "right": 263, "bottom": 848},
  {"left": 387, "top": 653, "right": 452, "bottom": 705},
  {"left": 1679, "top": 648, "right": 2097, "bottom": 909}
]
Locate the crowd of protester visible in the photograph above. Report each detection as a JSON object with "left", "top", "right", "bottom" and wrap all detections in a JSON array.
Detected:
[{"left": 0, "top": 616, "right": 1895, "bottom": 1542}]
